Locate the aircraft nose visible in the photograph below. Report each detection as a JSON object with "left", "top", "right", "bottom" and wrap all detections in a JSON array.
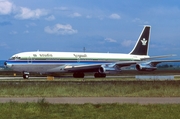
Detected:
[
  {"left": 4, "top": 61, "right": 12, "bottom": 68},
  {"left": 4, "top": 62, "right": 7, "bottom": 66}
]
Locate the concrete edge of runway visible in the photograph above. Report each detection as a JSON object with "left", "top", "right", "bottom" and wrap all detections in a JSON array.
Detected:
[{"left": 1, "top": 97, "right": 180, "bottom": 104}]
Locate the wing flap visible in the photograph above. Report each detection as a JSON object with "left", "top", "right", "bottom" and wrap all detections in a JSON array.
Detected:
[{"left": 115, "top": 61, "right": 138, "bottom": 67}]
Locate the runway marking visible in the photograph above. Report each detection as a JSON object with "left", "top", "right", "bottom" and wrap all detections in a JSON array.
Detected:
[{"left": 0, "top": 97, "right": 180, "bottom": 104}]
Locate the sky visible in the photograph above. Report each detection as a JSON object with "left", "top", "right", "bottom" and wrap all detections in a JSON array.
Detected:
[{"left": 0, "top": 0, "right": 180, "bottom": 59}]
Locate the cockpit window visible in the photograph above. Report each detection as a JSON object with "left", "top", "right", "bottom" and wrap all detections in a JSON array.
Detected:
[
  {"left": 9, "top": 57, "right": 21, "bottom": 60},
  {"left": 9, "top": 57, "right": 15, "bottom": 60}
]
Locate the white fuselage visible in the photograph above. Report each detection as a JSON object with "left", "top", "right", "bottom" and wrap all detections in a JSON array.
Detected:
[
  {"left": 6, "top": 51, "right": 149, "bottom": 73},
  {"left": 10, "top": 51, "right": 149, "bottom": 61}
]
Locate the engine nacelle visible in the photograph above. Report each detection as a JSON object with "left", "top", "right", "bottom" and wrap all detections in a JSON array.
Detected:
[
  {"left": 98, "top": 67, "right": 105, "bottom": 73},
  {"left": 98, "top": 66, "right": 121, "bottom": 74},
  {"left": 136, "top": 64, "right": 157, "bottom": 71}
]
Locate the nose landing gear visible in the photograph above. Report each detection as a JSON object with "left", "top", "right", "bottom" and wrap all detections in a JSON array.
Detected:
[{"left": 23, "top": 72, "right": 29, "bottom": 79}]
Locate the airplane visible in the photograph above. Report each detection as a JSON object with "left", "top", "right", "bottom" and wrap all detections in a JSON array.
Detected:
[{"left": 4, "top": 25, "right": 180, "bottom": 79}]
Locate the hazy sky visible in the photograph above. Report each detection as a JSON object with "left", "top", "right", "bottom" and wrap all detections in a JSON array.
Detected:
[{"left": 0, "top": 0, "right": 180, "bottom": 59}]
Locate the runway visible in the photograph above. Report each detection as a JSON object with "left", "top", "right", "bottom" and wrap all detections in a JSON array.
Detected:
[
  {"left": 1, "top": 97, "right": 180, "bottom": 104},
  {"left": 0, "top": 75, "right": 134, "bottom": 80}
]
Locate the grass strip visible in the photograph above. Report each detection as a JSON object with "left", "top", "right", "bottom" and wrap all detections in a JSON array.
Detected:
[
  {"left": 0, "top": 81, "right": 180, "bottom": 97},
  {"left": 0, "top": 100, "right": 180, "bottom": 119}
]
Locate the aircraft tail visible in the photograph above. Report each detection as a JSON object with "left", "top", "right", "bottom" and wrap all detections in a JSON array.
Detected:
[{"left": 129, "top": 25, "right": 151, "bottom": 55}]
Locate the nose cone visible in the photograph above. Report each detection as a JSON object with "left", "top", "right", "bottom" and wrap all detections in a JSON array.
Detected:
[
  {"left": 4, "top": 61, "right": 12, "bottom": 68},
  {"left": 4, "top": 62, "right": 7, "bottom": 66}
]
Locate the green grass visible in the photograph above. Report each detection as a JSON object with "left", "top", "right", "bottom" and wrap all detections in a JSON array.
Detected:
[
  {"left": 0, "top": 81, "right": 180, "bottom": 97},
  {"left": 1, "top": 70, "right": 180, "bottom": 118},
  {"left": 0, "top": 100, "right": 180, "bottom": 119}
]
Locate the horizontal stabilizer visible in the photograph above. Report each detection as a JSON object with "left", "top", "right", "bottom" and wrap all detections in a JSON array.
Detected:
[{"left": 141, "top": 54, "right": 177, "bottom": 60}]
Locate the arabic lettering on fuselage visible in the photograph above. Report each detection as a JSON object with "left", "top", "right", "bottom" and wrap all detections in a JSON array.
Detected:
[
  {"left": 73, "top": 54, "right": 87, "bottom": 58},
  {"left": 37, "top": 54, "right": 53, "bottom": 57}
]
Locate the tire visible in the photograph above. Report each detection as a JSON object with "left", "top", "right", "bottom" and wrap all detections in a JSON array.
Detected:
[{"left": 23, "top": 74, "right": 29, "bottom": 79}]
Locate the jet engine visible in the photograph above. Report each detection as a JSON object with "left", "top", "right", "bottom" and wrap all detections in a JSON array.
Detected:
[
  {"left": 98, "top": 65, "right": 121, "bottom": 73},
  {"left": 98, "top": 67, "right": 105, "bottom": 73},
  {"left": 136, "top": 64, "right": 157, "bottom": 71}
]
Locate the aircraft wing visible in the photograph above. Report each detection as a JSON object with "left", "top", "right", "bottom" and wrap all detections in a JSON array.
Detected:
[
  {"left": 64, "top": 64, "right": 103, "bottom": 72},
  {"left": 111, "top": 59, "right": 180, "bottom": 70},
  {"left": 115, "top": 61, "right": 138, "bottom": 67},
  {"left": 149, "top": 59, "right": 180, "bottom": 66},
  {"left": 115, "top": 55, "right": 180, "bottom": 67},
  {"left": 64, "top": 61, "right": 138, "bottom": 73},
  {"left": 61, "top": 59, "right": 180, "bottom": 73}
]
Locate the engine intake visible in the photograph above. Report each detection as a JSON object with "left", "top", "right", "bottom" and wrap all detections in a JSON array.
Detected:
[
  {"left": 98, "top": 66, "right": 121, "bottom": 73},
  {"left": 98, "top": 67, "right": 105, "bottom": 73}
]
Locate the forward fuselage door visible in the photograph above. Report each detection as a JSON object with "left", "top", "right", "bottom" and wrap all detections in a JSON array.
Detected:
[{"left": 27, "top": 56, "right": 32, "bottom": 64}]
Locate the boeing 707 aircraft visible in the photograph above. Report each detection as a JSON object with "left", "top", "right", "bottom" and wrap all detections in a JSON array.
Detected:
[{"left": 4, "top": 26, "right": 180, "bottom": 79}]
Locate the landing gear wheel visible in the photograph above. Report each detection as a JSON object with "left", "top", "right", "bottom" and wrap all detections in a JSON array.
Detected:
[
  {"left": 23, "top": 74, "right": 29, "bottom": 79},
  {"left": 23, "top": 72, "right": 30, "bottom": 79},
  {"left": 94, "top": 73, "right": 106, "bottom": 78}
]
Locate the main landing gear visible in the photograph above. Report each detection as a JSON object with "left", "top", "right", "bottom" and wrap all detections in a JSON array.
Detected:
[
  {"left": 73, "top": 72, "right": 85, "bottom": 78},
  {"left": 73, "top": 72, "right": 106, "bottom": 78},
  {"left": 94, "top": 73, "right": 106, "bottom": 78}
]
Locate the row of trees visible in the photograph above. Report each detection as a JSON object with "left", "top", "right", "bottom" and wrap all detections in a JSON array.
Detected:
[{"left": 157, "top": 64, "right": 179, "bottom": 68}]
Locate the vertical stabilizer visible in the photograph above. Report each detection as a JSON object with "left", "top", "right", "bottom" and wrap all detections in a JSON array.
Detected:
[{"left": 129, "top": 26, "right": 151, "bottom": 55}]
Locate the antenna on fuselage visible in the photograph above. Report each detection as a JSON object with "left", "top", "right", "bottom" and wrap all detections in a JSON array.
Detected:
[{"left": 83, "top": 47, "right": 86, "bottom": 53}]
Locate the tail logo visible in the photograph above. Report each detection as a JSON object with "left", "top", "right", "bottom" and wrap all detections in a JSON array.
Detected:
[{"left": 141, "top": 38, "right": 147, "bottom": 46}]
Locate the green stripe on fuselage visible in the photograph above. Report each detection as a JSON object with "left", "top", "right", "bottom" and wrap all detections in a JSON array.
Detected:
[{"left": 19, "top": 57, "right": 138, "bottom": 61}]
